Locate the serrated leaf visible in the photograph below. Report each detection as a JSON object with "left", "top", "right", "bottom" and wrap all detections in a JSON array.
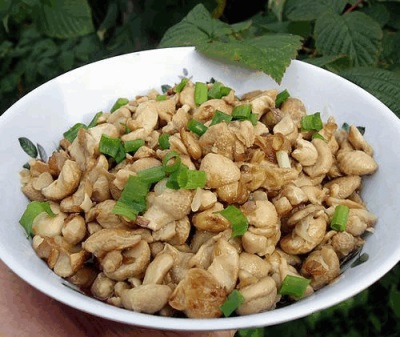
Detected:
[
  {"left": 159, "top": 4, "right": 232, "bottom": 48},
  {"left": 197, "top": 34, "right": 302, "bottom": 84},
  {"left": 18, "top": 137, "right": 38, "bottom": 158},
  {"left": 315, "top": 12, "right": 383, "bottom": 66},
  {"left": 284, "top": 0, "right": 347, "bottom": 21},
  {"left": 362, "top": 3, "right": 390, "bottom": 28},
  {"left": 35, "top": 0, "right": 94, "bottom": 39},
  {"left": 339, "top": 67, "right": 400, "bottom": 117}
]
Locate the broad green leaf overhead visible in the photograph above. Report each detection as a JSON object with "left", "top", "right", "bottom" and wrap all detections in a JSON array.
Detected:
[
  {"left": 284, "top": 0, "right": 347, "bottom": 21},
  {"left": 340, "top": 67, "right": 400, "bottom": 117},
  {"left": 196, "top": 34, "right": 301, "bottom": 83},
  {"left": 315, "top": 12, "right": 383, "bottom": 66},
  {"left": 160, "top": 4, "right": 302, "bottom": 84},
  {"left": 35, "top": 0, "right": 94, "bottom": 39},
  {"left": 159, "top": 4, "right": 231, "bottom": 47}
]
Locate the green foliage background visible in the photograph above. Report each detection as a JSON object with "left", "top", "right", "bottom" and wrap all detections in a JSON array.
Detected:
[{"left": 1, "top": 0, "right": 400, "bottom": 336}]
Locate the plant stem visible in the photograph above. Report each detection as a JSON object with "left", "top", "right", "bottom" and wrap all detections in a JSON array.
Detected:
[{"left": 345, "top": 0, "right": 364, "bottom": 14}]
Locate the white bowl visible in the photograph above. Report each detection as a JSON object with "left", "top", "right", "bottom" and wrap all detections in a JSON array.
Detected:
[{"left": 0, "top": 47, "right": 399, "bottom": 331}]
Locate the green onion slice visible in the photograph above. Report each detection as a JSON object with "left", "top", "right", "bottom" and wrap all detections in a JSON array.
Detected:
[
  {"left": 220, "top": 290, "right": 245, "bottom": 317},
  {"left": 156, "top": 94, "right": 167, "bottom": 101},
  {"left": 63, "top": 123, "right": 87, "bottom": 143},
  {"left": 175, "top": 78, "right": 188, "bottom": 93},
  {"left": 194, "top": 82, "right": 208, "bottom": 106},
  {"left": 159, "top": 133, "right": 171, "bottom": 150},
  {"left": 99, "top": 135, "right": 125, "bottom": 164},
  {"left": 232, "top": 104, "right": 252, "bottom": 120},
  {"left": 330, "top": 204, "right": 349, "bottom": 231},
  {"left": 187, "top": 119, "right": 208, "bottom": 136},
  {"left": 301, "top": 112, "right": 323, "bottom": 131},
  {"left": 279, "top": 275, "right": 311, "bottom": 298},
  {"left": 208, "top": 82, "right": 232, "bottom": 99},
  {"left": 124, "top": 139, "right": 145, "bottom": 153},
  {"left": 162, "top": 151, "right": 182, "bottom": 173},
  {"left": 210, "top": 110, "right": 232, "bottom": 126},
  {"left": 111, "top": 98, "right": 129, "bottom": 112},
  {"left": 249, "top": 112, "right": 258, "bottom": 126},
  {"left": 275, "top": 89, "right": 290, "bottom": 107},
  {"left": 88, "top": 111, "right": 103, "bottom": 128},
  {"left": 137, "top": 166, "right": 166, "bottom": 185},
  {"left": 19, "top": 201, "right": 55, "bottom": 237},
  {"left": 177, "top": 168, "right": 207, "bottom": 189},
  {"left": 312, "top": 132, "right": 325, "bottom": 140},
  {"left": 217, "top": 205, "right": 249, "bottom": 237}
]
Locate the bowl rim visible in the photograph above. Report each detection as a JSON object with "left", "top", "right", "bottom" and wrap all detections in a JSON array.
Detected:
[{"left": 1, "top": 46, "right": 400, "bottom": 331}]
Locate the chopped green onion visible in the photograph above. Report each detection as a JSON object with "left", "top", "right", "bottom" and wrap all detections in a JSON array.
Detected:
[
  {"left": 249, "top": 112, "right": 258, "bottom": 126},
  {"left": 19, "top": 201, "right": 55, "bottom": 237},
  {"left": 161, "top": 84, "right": 171, "bottom": 93},
  {"left": 177, "top": 168, "right": 207, "bottom": 189},
  {"left": 175, "top": 78, "right": 188, "bottom": 93},
  {"left": 312, "top": 132, "right": 325, "bottom": 140},
  {"left": 162, "top": 151, "right": 182, "bottom": 173},
  {"left": 88, "top": 111, "right": 103, "bottom": 128},
  {"left": 232, "top": 104, "right": 252, "bottom": 120},
  {"left": 113, "top": 176, "right": 149, "bottom": 220},
  {"left": 194, "top": 82, "right": 208, "bottom": 106},
  {"left": 217, "top": 205, "right": 249, "bottom": 237},
  {"left": 124, "top": 139, "right": 145, "bottom": 153},
  {"left": 137, "top": 166, "right": 166, "bottom": 185},
  {"left": 279, "top": 275, "right": 311, "bottom": 298},
  {"left": 187, "top": 119, "right": 208, "bottom": 136},
  {"left": 301, "top": 112, "right": 323, "bottom": 131},
  {"left": 220, "top": 290, "right": 245, "bottom": 317},
  {"left": 166, "top": 164, "right": 187, "bottom": 190},
  {"left": 63, "top": 123, "right": 87, "bottom": 142},
  {"left": 159, "top": 133, "right": 171, "bottom": 150},
  {"left": 330, "top": 204, "right": 349, "bottom": 231},
  {"left": 208, "top": 82, "right": 232, "bottom": 99},
  {"left": 156, "top": 94, "right": 167, "bottom": 101},
  {"left": 99, "top": 135, "right": 126, "bottom": 164},
  {"left": 210, "top": 110, "right": 232, "bottom": 126},
  {"left": 111, "top": 98, "right": 129, "bottom": 112},
  {"left": 275, "top": 89, "right": 290, "bottom": 107},
  {"left": 276, "top": 150, "right": 291, "bottom": 168}
]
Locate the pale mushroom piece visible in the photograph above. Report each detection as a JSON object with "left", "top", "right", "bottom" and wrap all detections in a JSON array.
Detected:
[
  {"left": 104, "top": 240, "right": 151, "bottom": 281},
  {"left": 152, "top": 221, "right": 176, "bottom": 242},
  {"left": 82, "top": 228, "right": 142, "bottom": 258},
  {"left": 191, "top": 188, "right": 217, "bottom": 212},
  {"left": 139, "top": 185, "right": 193, "bottom": 231},
  {"left": 337, "top": 150, "right": 378, "bottom": 176},
  {"left": 68, "top": 128, "right": 98, "bottom": 172},
  {"left": 100, "top": 250, "right": 123, "bottom": 273},
  {"left": 169, "top": 268, "right": 227, "bottom": 318},
  {"left": 301, "top": 245, "right": 340, "bottom": 290},
  {"left": 199, "top": 153, "right": 241, "bottom": 189},
  {"left": 273, "top": 115, "right": 298, "bottom": 143},
  {"left": 193, "top": 99, "right": 233, "bottom": 123},
  {"left": 166, "top": 216, "right": 191, "bottom": 246},
  {"left": 216, "top": 180, "right": 250, "bottom": 205},
  {"left": 106, "top": 106, "right": 131, "bottom": 134},
  {"left": 280, "top": 97, "right": 307, "bottom": 126},
  {"left": 249, "top": 92, "right": 276, "bottom": 118},
  {"left": 331, "top": 231, "right": 359, "bottom": 258},
  {"left": 142, "top": 253, "right": 174, "bottom": 285},
  {"left": 162, "top": 244, "right": 194, "bottom": 284},
  {"left": 240, "top": 199, "right": 278, "bottom": 230},
  {"left": 162, "top": 104, "right": 191, "bottom": 134},
  {"left": 239, "top": 252, "right": 271, "bottom": 279},
  {"left": 42, "top": 159, "right": 81, "bottom": 201},
  {"left": 180, "top": 128, "right": 202, "bottom": 160},
  {"left": 228, "top": 120, "right": 255, "bottom": 148},
  {"left": 121, "top": 284, "right": 172, "bottom": 314},
  {"left": 303, "top": 138, "right": 334, "bottom": 178},
  {"left": 86, "top": 199, "right": 128, "bottom": 229},
  {"left": 91, "top": 272, "right": 116, "bottom": 300},
  {"left": 236, "top": 276, "right": 278, "bottom": 315},
  {"left": 198, "top": 122, "right": 236, "bottom": 159},
  {"left": 32, "top": 203, "right": 67, "bottom": 237},
  {"left": 60, "top": 178, "right": 93, "bottom": 213},
  {"left": 348, "top": 125, "right": 374, "bottom": 156},
  {"left": 178, "top": 82, "right": 196, "bottom": 110},
  {"left": 192, "top": 202, "right": 231, "bottom": 233},
  {"left": 291, "top": 138, "right": 318, "bottom": 167},
  {"left": 207, "top": 238, "right": 239, "bottom": 293},
  {"left": 62, "top": 214, "right": 86, "bottom": 245}
]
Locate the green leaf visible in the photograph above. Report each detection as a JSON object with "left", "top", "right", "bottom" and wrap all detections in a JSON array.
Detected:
[
  {"left": 284, "top": 0, "right": 347, "bottom": 21},
  {"left": 362, "top": 2, "right": 390, "bottom": 28},
  {"left": 314, "top": 12, "right": 383, "bottom": 66},
  {"left": 159, "top": 4, "right": 232, "bottom": 48},
  {"left": 35, "top": 0, "right": 95, "bottom": 39},
  {"left": 269, "top": 0, "right": 286, "bottom": 22},
  {"left": 389, "top": 286, "right": 400, "bottom": 318},
  {"left": 237, "top": 327, "right": 264, "bottom": 337},
  {"left": 197, "top": 34, "right": 302, "bottom": 84},
  {"left": 18, "top": 137, "right": 38, "bottom": 158},
  {"left": 339, "top": 67, "right": 400, "bottom": 117}
]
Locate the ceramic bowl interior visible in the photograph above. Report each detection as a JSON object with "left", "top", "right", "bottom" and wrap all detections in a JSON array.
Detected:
[{"left": 1, "top": 47, "right": 400, "bottom": 331}]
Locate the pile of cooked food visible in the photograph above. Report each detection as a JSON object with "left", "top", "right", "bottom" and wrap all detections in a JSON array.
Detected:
[{"left": 18, "top": 78, "right": 378, "bottom": 318}]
